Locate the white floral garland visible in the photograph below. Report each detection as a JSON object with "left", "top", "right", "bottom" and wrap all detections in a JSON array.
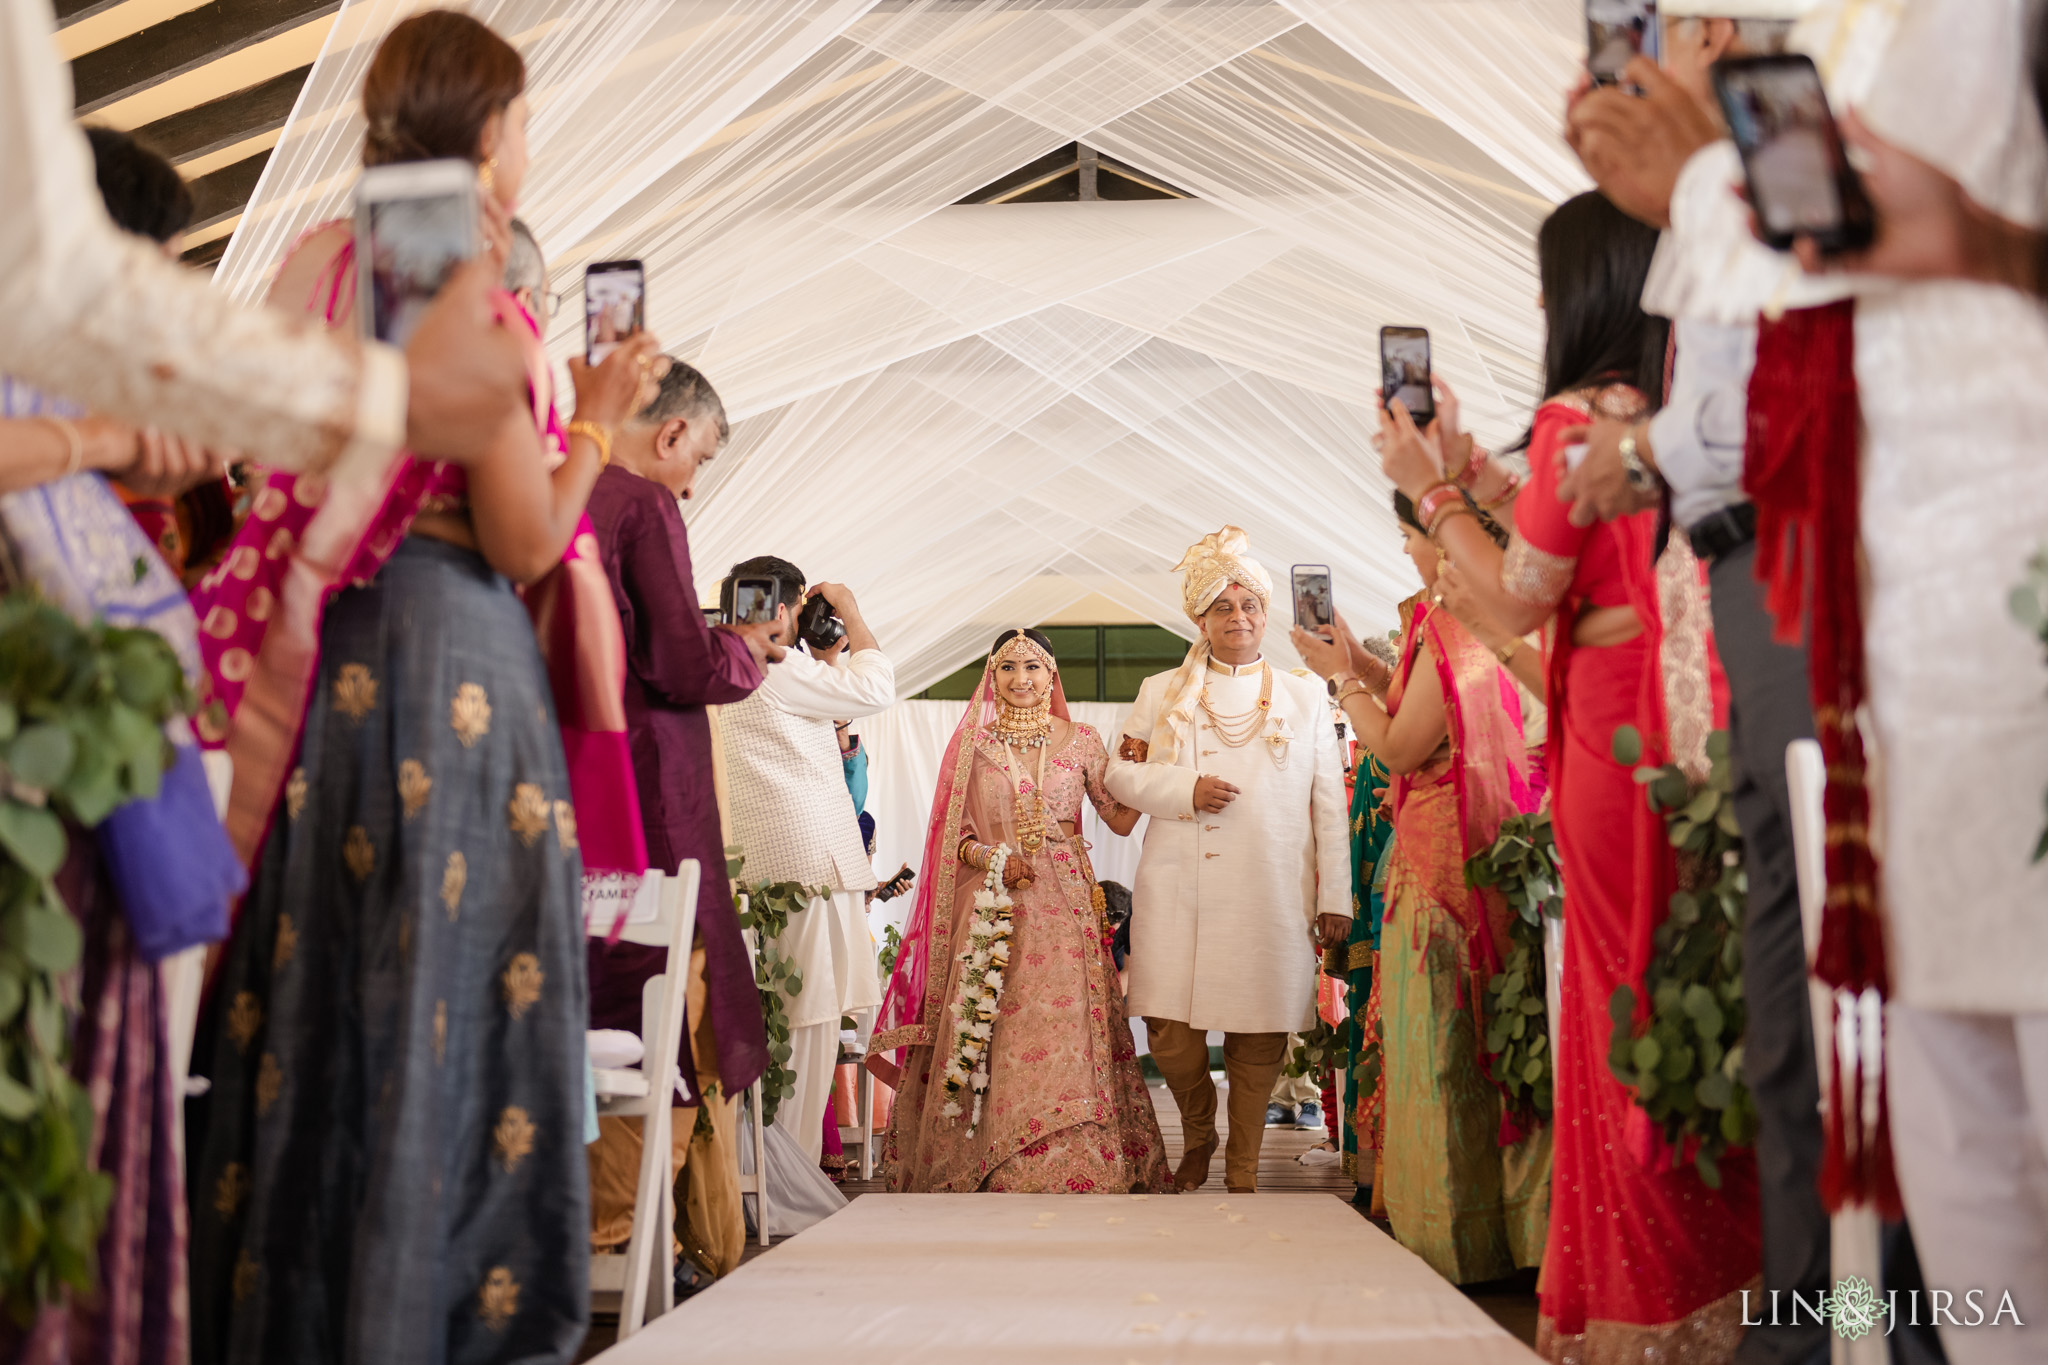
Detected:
[{"left": 941, "top": 843, "right": 1016, "bottom": 1133}]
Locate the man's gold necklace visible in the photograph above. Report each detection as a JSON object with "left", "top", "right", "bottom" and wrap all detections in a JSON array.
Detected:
[{"left": 1198, "top": 662, "right": 1273, "bottom": 748}]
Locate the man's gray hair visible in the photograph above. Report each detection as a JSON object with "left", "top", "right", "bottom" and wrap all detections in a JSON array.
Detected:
[
  {"left": 504, "top": 217, "right": 545, "bottom": 295},
  {"left": 635, "top": 359, "right": 730, "bottom": 447}
]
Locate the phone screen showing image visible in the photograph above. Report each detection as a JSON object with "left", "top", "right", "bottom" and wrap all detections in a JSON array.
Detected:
[
  {"left": 1380, "top": 326, "right": 1434, "bottom": 428},
  {"left": 363, "top": 191, "right": 472, "bottom": 347},
  {"left": 1587, "top": 0, "right": 1659, "bottom": 85},
  {"left": 1292, "top": 565, "right": 1334, "bottom": 633},
  {"left": 584, "top": 260, "right": 645, "bottom": 364},
  {"left": 1716, "top": 56, "right": 1871, "bottom": 252},
  {"left": 731, "top": 578, "right": 779, "bottom": 626}
]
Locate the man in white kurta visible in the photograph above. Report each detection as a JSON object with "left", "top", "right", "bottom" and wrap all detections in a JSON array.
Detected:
[
  {"left": 721, "top": 572, "right": 896, "bottom": 1164},
  {"left": 1107, "top": 528, "right": 1350, "bottom": 1192}
]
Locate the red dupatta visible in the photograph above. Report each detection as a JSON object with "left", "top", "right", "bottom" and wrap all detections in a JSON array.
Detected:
[
  {"left": 193, "top": 226, "right": 645, "bottom": 887},
  {"left": 1744, "top": 300, "right": 1899, "bottom": 1217}
]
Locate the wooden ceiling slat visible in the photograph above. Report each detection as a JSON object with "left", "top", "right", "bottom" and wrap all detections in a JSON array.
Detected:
[
  {"left": 55, "top": 0, "right": 119, "bottom": 23},
  {"left": 185, "top": 149, "right": 272, "bottom": 232},
  {"left": 130, "top": 63, "right": 310, "bottom": 165},
  {"left": 71, "top": 0, "right": 337, "bottom": 115}
]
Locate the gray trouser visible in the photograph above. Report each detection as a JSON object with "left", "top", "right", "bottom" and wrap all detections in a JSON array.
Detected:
[{"left": 1710, "top": 540, "right": 1944, "bottom": 1365}]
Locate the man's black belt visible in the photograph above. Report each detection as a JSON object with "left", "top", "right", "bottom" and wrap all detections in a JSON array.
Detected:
[{"left": 1687, "top": 501, "right": 1757, "bottom": 566}]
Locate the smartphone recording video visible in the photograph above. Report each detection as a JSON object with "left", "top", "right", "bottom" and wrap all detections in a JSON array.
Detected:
[
  {"left": 584, "top": 259, "right": 646, "bottom": 365},
  {"left": 1380, "top": 326, "right": 1435, "bottom": 429},
  {"left": 355, "top": 159, "right": 478, "bottom": 347},
  {"left": 1587, "top": 0, "right": 1659, "bottom": 86},
  {"left": 1292, "top": 565, "right": 1334, "bottom": 636},
  {"left": 1714, "top": 55, "right": 1874, "bottom": 254},
  {"left": 730, "top": 577, "right": 780, "bottom": 627}
]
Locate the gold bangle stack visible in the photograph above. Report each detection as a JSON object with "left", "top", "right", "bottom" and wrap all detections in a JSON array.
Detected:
[{"left": 566, "top": 419, "right": 613, "bottom": 467}]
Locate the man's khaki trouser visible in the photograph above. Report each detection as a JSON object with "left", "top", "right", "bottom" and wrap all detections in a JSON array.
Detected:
[
  {"left": 588, "top": 944, "right": 746, "bottom": 1276},
  {"left": 1144, "top": 1017, "right": 1288, "bottom": 1192}
]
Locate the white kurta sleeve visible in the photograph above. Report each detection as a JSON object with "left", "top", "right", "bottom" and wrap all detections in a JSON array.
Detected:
[
  {"left": 766, "top": 648, "right": 896, "bottom": 721},
  {"left": 1309, "top": 712, "right": 1351, "bottom": 921},
  {"left": 0, "top": 0, "right": 404, "bottom": 474},
  {"left": 1104, "top": 675, "right": 1198, "bottom": 819}
]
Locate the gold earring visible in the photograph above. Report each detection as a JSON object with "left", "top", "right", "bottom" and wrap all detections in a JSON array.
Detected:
[{"left": 479, "top": 156, "right": 499, "bottom": 195}]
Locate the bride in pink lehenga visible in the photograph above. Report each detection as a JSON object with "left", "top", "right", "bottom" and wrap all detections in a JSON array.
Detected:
[{"left": 869, "top": 629, "right": 1173, "bottom": 1193}]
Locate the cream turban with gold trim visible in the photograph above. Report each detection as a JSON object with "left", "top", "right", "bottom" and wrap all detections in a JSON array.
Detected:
[
  {"left": 1175, "top": 525, "right": 1272, "bottom": 620},
  {"left": 1143, "top": 526, "right": 1272, "bottom": 764}
]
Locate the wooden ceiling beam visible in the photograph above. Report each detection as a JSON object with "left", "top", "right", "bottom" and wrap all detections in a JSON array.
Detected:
[
  {"left": 129, "top": 63, "right": 309, "bottom": 166},
  {"left": 70, "top": 0, "right": 337, "bottom": 115},
  {"left": 184, "top": 148, "right": 272, "bottom": 233}
]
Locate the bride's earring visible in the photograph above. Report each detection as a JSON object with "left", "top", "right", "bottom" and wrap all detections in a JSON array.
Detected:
[{"left": 479, "top": 156, "right": 499, "bottom": 196}]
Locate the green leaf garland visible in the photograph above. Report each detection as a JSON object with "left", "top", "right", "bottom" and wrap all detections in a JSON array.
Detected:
[
  {"left": 1466, "top": 811, "right": 1562, "bottom": 1123},
  {"left": 729, "top": 848, "right": 826, "bottom": 1129},
  {"left": 1604, "top": 727, "right": 1757, "bottom": 1189},
  {"left": 0, "top": 592, "right": 190, "bottom": 1323}
]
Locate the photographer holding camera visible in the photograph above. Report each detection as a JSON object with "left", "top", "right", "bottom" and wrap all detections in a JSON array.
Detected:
[{"left": 718, "top": 560, "right": 895, "bottom": 1164}]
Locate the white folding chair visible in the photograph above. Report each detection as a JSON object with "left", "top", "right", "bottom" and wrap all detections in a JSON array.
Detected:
[
  {"left": 589, "top": 860, "right": 700, "bottom": 1340},
  {"left": 736, "top": 898, "right": 771, "bottom": 1247},
  {"left": 1786, "top": 740, "right": 1884, "bottom": 1365}
]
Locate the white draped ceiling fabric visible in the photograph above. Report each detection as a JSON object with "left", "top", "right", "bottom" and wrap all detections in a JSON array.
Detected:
[{"left": 217, "top": 0, "right": 1589, "bottom": 696}]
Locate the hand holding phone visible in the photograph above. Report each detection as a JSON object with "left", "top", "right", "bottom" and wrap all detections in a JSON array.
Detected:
[
  {"left": 356, "top": 159, "right": 480, "bottom": 347},
  {"left": 1714, "top": 54, "right": 1875, "bottom": 256},
  {"left": 1291, "top": 565, "right": 1335, "bottom": 638},
  {"left": 584, "top": 260, "right": 646, "bottom": 364},
  {"left": 1380, "top": 326, "right": 1435, "bottom": 428}
]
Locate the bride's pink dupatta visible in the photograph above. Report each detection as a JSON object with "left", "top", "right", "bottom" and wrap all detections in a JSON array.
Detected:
[
  {"left": 866, "top": 660, "right": 1072, "bottom": 1083},
  {"left": 193, "top": 227, "right": 645, "bottom": 888}
]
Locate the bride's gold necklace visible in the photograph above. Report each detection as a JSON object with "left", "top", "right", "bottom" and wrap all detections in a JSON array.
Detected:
[
  {"left": 1198, "top": 661, "right": 1273, "bottom": 748},
  {"left": 997, "top": 738, "right": 1052, "bottom": 855},
  {"left": 993, "top": 694, "right": 1053, "bottom": 749}
]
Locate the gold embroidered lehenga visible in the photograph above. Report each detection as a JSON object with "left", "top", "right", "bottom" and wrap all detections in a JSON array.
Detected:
[{"left": 871, "top": 648, "right": 1170, "bottom": 1193}]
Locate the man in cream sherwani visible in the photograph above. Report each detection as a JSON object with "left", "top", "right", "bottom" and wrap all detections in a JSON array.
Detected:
[{"left": 1107, "top": 527, "right": 1350, "bottom": 1193}]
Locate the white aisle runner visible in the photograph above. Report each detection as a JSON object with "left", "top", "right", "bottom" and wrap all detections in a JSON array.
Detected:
[{"left": 594, "top": 1193, "right": 1538, "bottom": 1364}]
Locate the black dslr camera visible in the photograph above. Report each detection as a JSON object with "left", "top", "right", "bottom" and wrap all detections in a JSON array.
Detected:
[{"left": 797, "top": 594, "right": 846, "bottom": 652}]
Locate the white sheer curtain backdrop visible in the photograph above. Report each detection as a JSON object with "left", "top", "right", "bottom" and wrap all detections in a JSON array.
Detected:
[{"left": 220, "top": 0, "right": 1582, "bottom": 693}]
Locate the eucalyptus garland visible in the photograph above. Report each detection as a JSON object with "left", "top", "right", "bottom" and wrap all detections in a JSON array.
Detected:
[
  {"left": 727, "top": 849, "right": 822, "bottom": 1128},
  {"left": 1467, "top": 811, "right": 1563, "bottom": 1123},
  {"left": 1283, "top": 1018, "right": 1345, "bottom": 1081},
  {"left": 0, "top": 592, "right": 190, "bottom": 1322},
  {"left": 1605, "top": 726, "right": 1757, "bottom": 1189},
  {"left": 2010, "top": 545, "right": 2048, "bottom": 861}
]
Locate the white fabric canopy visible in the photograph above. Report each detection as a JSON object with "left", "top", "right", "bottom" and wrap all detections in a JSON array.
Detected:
[{"left": 219, "top": 0, "right": 1587, "bottom": 694}]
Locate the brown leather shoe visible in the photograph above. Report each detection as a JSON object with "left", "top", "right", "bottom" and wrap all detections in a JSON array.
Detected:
[{"left": 1172, "top": 1137, "right": 1217, "bottom": 1192}]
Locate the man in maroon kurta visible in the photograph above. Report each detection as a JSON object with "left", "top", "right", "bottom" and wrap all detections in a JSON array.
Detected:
[{"left": 585, "top": 361, "right": 778, "bottom": 1108}]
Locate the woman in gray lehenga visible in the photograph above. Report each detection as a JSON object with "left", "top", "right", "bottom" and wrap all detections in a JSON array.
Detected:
[{"left": 183, "top": 13, "right": 661, "bottom": 1363}]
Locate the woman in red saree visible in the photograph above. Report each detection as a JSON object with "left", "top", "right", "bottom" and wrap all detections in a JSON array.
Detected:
[{"left": 1380, "top": 192, "right": 1758, "bottom": 1361}]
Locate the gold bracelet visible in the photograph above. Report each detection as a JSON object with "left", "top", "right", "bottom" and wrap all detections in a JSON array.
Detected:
[
  {"left": 1426, "top": 502, "right": 1475, "bottom": 540},
  {"left": 41, "top": 416, "right": 83, "bottom": 478},
  {"left": 566, "top": 419, "right": 613, "bottom": 467},
  {"left": 1334, "top": 678, "right": 1372, "bottom": 707}
]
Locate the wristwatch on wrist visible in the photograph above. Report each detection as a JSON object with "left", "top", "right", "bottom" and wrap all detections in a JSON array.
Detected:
[{"left": 1618, "top": 423, "right": 1661, "bottom": 493}]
